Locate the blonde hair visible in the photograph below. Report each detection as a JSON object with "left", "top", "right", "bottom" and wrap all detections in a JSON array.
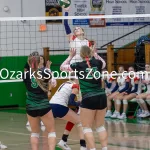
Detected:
[
  {"left": 73, "top": 27, "right": 85, "bottom": 36},
  {"left": 80, "top": 45, "right": 92, "bottom": 59}
]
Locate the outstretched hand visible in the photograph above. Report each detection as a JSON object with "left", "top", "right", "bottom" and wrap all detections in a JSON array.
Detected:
[
  {"left": 69, "top": 48, "right": 76, "bottom": 58},
  {"left": 46, "top": 60, "right": 52, "bottom": 69},
  {"left": 62, "top": 5, "right": 70, "bottom": 11}
]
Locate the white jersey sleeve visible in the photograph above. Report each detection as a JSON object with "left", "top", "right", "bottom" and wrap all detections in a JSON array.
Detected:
[
  {"left": 50, "top": 82, "right": 73, "bottom": 107},
  {"left": 70, "top": 36, "right": 90, "bottom": 64}
]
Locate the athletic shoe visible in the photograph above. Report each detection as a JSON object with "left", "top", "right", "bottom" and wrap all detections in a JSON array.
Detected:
[
  {"left": 80, "top": 146, "right": 87, "bottom": 150},
  {"left": 118, "top": 113, "right": 127, "bottom": 119},
  {"left": 0, "top": 142, "right": 7, "bottom": 149},
  {"left": 41, "top": 121, "right": 44, "bottom": 126},
  {"left": 57, "top": 140, "right": 71, "bottom": 150},
  {"left": 26, "top": 121, "right": 30, "bottom": 126},
  {"left": 41, "top": 125, "right": 46, "bottom": 132},
  {"left": 77, "top": 108, "right": 80, "bottom": 115},
  {"left": 105, "top": 111, "right": 112, "bottom": 118},
  {"left": 140, "top": 112, "right": 150, "bottom": 118},
  {"left": 111, "top": 112, "right": 120, "bottom": 119},
  {"left": 138, "top": 111, "right": 145, "bottom": 117},
  {"left": 26, "top": 125, "right": 31, "bottom": 132}
]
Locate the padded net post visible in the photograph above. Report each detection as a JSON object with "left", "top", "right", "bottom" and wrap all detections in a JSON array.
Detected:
[
  {"left": 43, "top": 47, "right": 50, "bottom": 62},
  {"left": 107, "top": 44, "right": 114, "bottom": 73},
  {"left": 145, "top": 43, "right": 150, "bottom": 64}
]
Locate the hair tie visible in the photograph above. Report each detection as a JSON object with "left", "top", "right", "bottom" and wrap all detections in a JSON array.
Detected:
[
  {"left": 31, "top": 57, "right": 36, "bottom": 69},
  {"left": 85, "top": 56, "right": 91, "bottom": 68}
]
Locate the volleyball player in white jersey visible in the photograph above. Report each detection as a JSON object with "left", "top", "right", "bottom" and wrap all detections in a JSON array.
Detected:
[
  {"left": 105, "top": 66, "right": 125, "bottom": 117},
  {"left": 111, "top": 66, "right": 130, "bottom": 118},
  {"left": 103, "top": 70, "right": 116, "bottom": 96},
  {"left": 103, "top": 70, "right": 116, "bottom": 118},
  {"left": 63, "top": 7, "right": 105, "bottom": 66},
  {"left": 50, "top": 76, "right": 87, "bottom": 150},
  {"left": 115, "top": 66, "right": 142, "bottom": 119},
  {"left": 136, "top": 64, "right": 150, "bottom": 118},
  {"left": 64, "top": 7, "right": 91, "bottom": 64}
]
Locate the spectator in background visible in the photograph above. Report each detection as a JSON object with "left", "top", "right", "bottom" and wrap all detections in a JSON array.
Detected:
[
  {"left": 103, "top": 69, "right": 117, "bottom": 118},
  {"left": 111, "top": 66, "right": 130, "bottom": 119},
  {"left": 115, "top": 66, "right": 142, "bottom": 119},
  {"left": 105, "top": 66, "right": 126, "bottom": 118},
  {"left": 136, "top": 64, "right": 150, "bottom": 118}
]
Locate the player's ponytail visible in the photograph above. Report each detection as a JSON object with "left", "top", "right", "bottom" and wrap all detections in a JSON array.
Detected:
[
  {"left": 28, "top": 54, "right": 50, "bottom": 93},
  {"left": 80, "top": 45, "right": 92, "bottom": 67},
  {"left": 80, "top": 46, "right": 98, "bottom": 80}
]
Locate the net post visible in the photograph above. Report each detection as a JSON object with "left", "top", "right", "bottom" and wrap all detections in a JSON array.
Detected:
[
  {"left": 145, "top": 43, "right": 150, "bottom": 64},
  {"left": 107, "top": 44, "right": 114, "bottom": 73},
  {"left": 43, "top": 47, "right": 50, "bottom": 62}
]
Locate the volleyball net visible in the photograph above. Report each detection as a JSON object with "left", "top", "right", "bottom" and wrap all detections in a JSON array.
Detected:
[{"left": 0, "top": 14, "right": 150, "bottom": 83}]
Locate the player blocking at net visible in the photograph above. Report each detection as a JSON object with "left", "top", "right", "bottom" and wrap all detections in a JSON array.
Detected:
[
  {"left": 62, "top": 8, "right": 106, "bottom": 70},
  {"left": 63, "top": 5, "right": 94, "bottom": 65},
  {"left": 23, "top": 53, "right": 56, "bottom": 150},
  {"left": 60, "top": 46, "right": 108, "bottom": 150}
]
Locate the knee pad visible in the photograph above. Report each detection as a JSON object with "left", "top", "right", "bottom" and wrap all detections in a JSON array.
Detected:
[
  {"left": 139, "top": 99, "right": 145, "bottom": 104},
  {"left": 76, "top": 123, "right": 82, "bottom": 127},
  {"left": 123, "top": 100, "right": 128, "bottom": 105},
  {"left": 31, "top": 133, "right": 40, "bottom": 138},
  {"left": 48, "top": 132, "right": 56, "bottom": 138},
  {"left": 96, "top": 125, "right": 106, "bottom": 133},
  {"left": 146, "top": 100, "right": 150, "bottom": 105},
  {"left": 116, "top": 100, "right": 121, "bottom": 105},
  {"left": 83, "top": 127, "right": 93, "bottom": 134},
  {"left": 136, "top": 99, "right": 140, "bottom": 104}
]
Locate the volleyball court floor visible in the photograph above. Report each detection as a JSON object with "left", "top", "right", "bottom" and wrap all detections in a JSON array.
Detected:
[{"left": 0, "top": 109, "right": 150, "bottom": 150}]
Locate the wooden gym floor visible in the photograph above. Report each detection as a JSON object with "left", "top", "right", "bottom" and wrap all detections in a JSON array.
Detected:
[{"left": 0, "top": 108, "right": 150, "bottom": 150}]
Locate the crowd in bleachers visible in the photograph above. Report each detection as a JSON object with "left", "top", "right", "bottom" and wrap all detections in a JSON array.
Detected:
[{"left": 104, "top": 65, "right": 150, "bottom": 119}]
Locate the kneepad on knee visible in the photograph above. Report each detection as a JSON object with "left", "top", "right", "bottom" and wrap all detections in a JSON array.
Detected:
[
  {"left": 31, "top": 133, "right": 40, "bottom": 138},
  {"left": 116, "top": 100, "right": 121, "bottom": 105},
  {"left": 96, "top": 125, "right": 106, "bottom": 133},
  {"left": 48, "top": 132, "right": 56, "bottom": 138},
  {"left": 83, "top": 127, "right": 93, "bottom": 134},
  {"left": 123, "top": 99, "right": 128, "bottom": 105}
]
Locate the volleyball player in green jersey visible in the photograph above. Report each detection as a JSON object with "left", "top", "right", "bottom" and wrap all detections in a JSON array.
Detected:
[
  {"left": 23, "top": 54, "right": 56, "bottom": 150},
  {"left": 60, "top": 46, "right": 108, "bottom": 150}
]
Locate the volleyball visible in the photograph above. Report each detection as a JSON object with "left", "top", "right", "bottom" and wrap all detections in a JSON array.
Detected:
[{"left": 58, "top": 0, "right": 71, "bottom": 8}]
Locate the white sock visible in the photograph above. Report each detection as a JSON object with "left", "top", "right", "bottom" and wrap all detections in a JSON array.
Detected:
[
  {"left": 107, "top": 110, "right": 111, "bottom": 113},
  {"left": 102, "top": 147, "right": 108, "bottom": 150},
  {"left": 114, "top": 110, "right": 117, "bottom": 113},
  {"left": 145, "top": 110, "right": 149, "bottom": 114},
  {"left": 90, "top": 148, "right": 96, "bottom": 150}
]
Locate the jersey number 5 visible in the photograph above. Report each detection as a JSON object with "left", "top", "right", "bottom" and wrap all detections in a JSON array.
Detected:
[{"left": 31, "top": 77, "right": 38, "bottom": 88}]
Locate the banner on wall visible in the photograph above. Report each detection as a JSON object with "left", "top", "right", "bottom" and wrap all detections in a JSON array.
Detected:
[
  {"left": 72, "top": 0, "right": 89, "bottom": 25},
  {"left": 102, "top": 0, "right": 150, "bottom": 26},
  {"left": 89, "top": 0, "right": 106, "bottom": 27},
  {"left": 70, "top": 0, "right": 150, "bottom": 26},
  {"left": 89, "top": 14, "right": 106, "bottom": 27},
  {"left": 45, "top": 0, "right": 62, "bottom": 24}
]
